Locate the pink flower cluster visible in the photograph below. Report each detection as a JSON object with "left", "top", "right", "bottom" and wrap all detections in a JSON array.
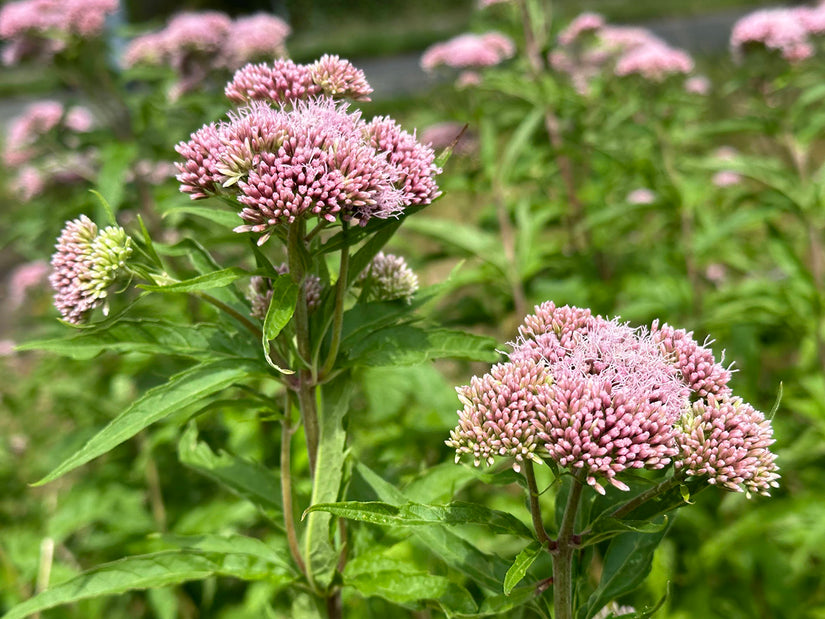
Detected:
[
  {"left": 225, "top": 55, "right": 372, "bottom": 105},
  {"left": 421, "top": 32, "right": 515, "bottom": 72},
  {"left": 49, "top": 215, "right": 132, "bottom": 324},
  {"left": 730, "top": 6, "right": 825, "bottom": 62},
  {"left": 448, "top": 301, "right": 779, "bottom": 497},
  {"left": 550, "top": 13, "right": 694, "bottom": 93},
  {"left": 7, "top": 260, "right": 49, "bottom": 309},
  {"left": 4, "top": 101, "right": 92, "bottom": 167},
  {"left": 123, "top": 11, "right": 291, "bottom": 96},
  {"left": 176, "top": 96, "right": 440, "bottom": 243},
  {"left": 0, "top": 0, "right": 117, "bottom": 64},
  {"left": 626, "top": 188, "right": 656, "bottom": 205}
]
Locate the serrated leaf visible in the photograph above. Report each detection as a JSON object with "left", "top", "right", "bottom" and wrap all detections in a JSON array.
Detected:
[
  {"left": 503, "top": 542, "right": 543, "bottom": 595},
  {"left": 35, "top": 359, "right": 260, "bottom": 486},
  {"left": 304, "top": 500, "right": 533, "bottom": 538},
  {"left": 178, "top": 424, "right": 283, "bottom": 522},
  {"left": 16, "top": 319, "right": 251, "bottom": 361},
  {"left": 0, "top": 550, "right": 289, "bottom": 619},
  {"left": 140, "top": 268, "right": 249, "bottom": 293},
  {"left": 355, "top": 463, "right": 508, "bottom": 592},
  {"left": 262, "top": 276, "right": 299, "bottom": 372},
  {"left": 345, "top": 325, "right": 500, "bottom": 367}
]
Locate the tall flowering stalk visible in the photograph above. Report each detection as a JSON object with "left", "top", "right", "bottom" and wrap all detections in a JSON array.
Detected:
[{"left": 448, "top": 301, "right": 778, "bottom": 619}]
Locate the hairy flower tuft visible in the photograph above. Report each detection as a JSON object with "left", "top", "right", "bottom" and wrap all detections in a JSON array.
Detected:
[{"left": 48, "top": 215, "right": 132, "bottom": 324}]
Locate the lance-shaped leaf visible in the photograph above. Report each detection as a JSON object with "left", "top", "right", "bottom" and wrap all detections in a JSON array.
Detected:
[
  {"left": 356, "top": 463, "right": 510, "bottom": 593},
  {"left": 35, "top": 359, "right": 260, "bottom": 486},
  {"left": 140, "top": 268, "right": 249, "bottom": 293},
  {"left": 503, "top": 541, "right": 543, "bottom": 595},
  {"left": 578, "top": 518, "right": 673, "bottom": 619},
  {"left": 178, "top": 424, "right": 283, "bottom": 523},
  {"left": 303, "top": 500, "right": 533, "bottom": 538},
  {"left": 16, "top": 319, "right": 252, "bottom": 361},
  {"left": 345, "top": 325, "right": 500, "bottom": 367},
  {"left": 155, "top": 533, "right": 294, "bottom": 573},
  {"left": 0, "top": 550, "right": 292, "bottom": 619},
  {"left": 163, "top": 205, "right": 242, "bottom": 229},
  {"left": 304, "top": 378, "right": 354, "bottom": 589}
]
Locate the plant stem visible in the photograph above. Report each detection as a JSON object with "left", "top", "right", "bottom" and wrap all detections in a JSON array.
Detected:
[
  {"left": 280, "top": 394, "right": 306, "bottom": 575},
  {"left": 196, "top": 293, "right": 262, "bottom": 339},
  {"left": 552, "top": 477, "right": 584, "bottom": 619},
  {"left": 320, "top": 223, "right": 350, "bottom": 380},
  {"left": 523, "top": 460, "right": 553, "bottom": 548}
]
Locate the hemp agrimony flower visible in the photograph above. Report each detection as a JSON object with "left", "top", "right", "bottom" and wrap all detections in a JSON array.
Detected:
[
  {"left": 48, "top": 215, "right": 132, "bottom": 325},
  {"left": 356, "top": 252, "right": 419, "bottom": 303},
  {"left": 449, "top": 301, "right": 779, "bottom": 496}
]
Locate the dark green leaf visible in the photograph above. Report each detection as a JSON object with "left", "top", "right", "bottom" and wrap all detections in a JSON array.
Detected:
[
  {"left": 35, "top": 359, "right": 260, "bottom": 485},
  {"left": 0, "top": 550, "right": 288, "bottom": 619},
  {"left": 346, "top": 325, "right": 500, "bottom": 367},
  {"left": 304, "top": 500, "right": 533, "bottom": 538},
  {"left": 177, "top": 424, "right": 283, "bottom": 522}
]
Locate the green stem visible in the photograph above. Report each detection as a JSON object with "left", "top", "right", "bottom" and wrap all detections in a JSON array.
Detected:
[
  {"left": 552, "top": 477, "right": 584, "bottom": 619},
  {"left": 606, "top": 476, "right": 681, "bottom": 523},
  {"left": 280, "top": 394, "right": 306, "bottom": 576},
  {"left": 197, "top": 293, "right": 263, "bottom": 340},
  {"left": 320, "top": 224, "right": 350, "bottom": 380},
  {"left": 523, "top": 460, "right": 553, "bottom": 548},
  {"left": 287, "top": 221, "right": 321, "bottom": 476}
]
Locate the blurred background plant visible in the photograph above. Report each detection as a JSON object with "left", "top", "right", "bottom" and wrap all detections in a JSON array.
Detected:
[{"left": 1, "top": 0, "right": 824, "bottom": 618}]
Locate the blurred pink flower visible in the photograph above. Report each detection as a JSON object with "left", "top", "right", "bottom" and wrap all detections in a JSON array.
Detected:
[
  {"left": 4, "top": 100, "right": 63, "bottom": 166},
  {"left": 7, "top": 260, "right": 49, "bottom": 308},
  {"left": 13, "top": 165, "right": 46, "bottom": 201},
  {"left": 731, "top": 8, "right": 814, "bottom": 62},
  {"left": 558, "top": 12, "right": 605, "bottom": 46},
  {"left": 615, "top": 42, "right": 694, "bottom": 80},
  {"left": 421, "top": 31, "right": 515, "bottom": 71},
  {"left": 626, "top": 188, "right": 656, "bottom": 204},
  {"left": 224, "top": 13, "right": 290, "bottom": 68},
  {"left": 713, "top": 170, "right": 742, "bottom": 187},
  {"left": 685, "top": 75, "right": 711, "bottom": 95}
]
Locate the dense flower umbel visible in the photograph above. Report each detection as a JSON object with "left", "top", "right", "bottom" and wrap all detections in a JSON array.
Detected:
[
  {"left": 676, "top": 395, "right": 779, "bottom": 496},
  {"left": 450, "top": 301, "right": 777, "bottom": 496},
  {"left": 48, "top": 216, "right": 132, "bottom": 324},
  {"left": 0, "top": 0, "right": 117, "bottom": 64},
  {"left": 421, "top": 32, "right": 515, "bottom": 71},
  {"left": 247, "top": 263, "right": 322, "bottom": 319},
  {"left": 175, "top": 97, "right": 440, "bottom": 243},
  {"left": 225, "top": 55, "right": 372, "bottom": 106},
  {"left": 223, "top": 14, "right": 290, "bottom": 69},
  {"left": 357, "top": 252, "right": 419, "bottom": 303},
  {"left": 730, "top": 8, "right": 815, "bottom": 62}
]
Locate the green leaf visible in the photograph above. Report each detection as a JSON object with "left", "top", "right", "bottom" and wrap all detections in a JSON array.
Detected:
[
  {"left": 177, "top": 424, "right": 283, "bottom": 522},
  {"left": 305, "top": 378, "right": 354, "bottom": 589},
  {"left": 346, "top": 326, "right": 500, "bottom": 367},
  {"left": 262, "top": 276, "right": 299, "bottom": 372},
  {"left": 89, "top": 190, "right": 117, "bottom": 227},
  {"left": 403, "top": 217, "right": 508, "bottom": 274},
  {"left": 579, "top": 518, "right": 673, "bottom": 619},
  {"left": 140, "top": 268, "right": 249, "bottom": 293},
  {"left": 16, "top": 319, "right": 252, "bottom": 361},
  {"left": 580, "top": 517, "right": 670, "bottom": 548},
  {"left": 504, "top": 542, "right": 543, "bottom": 595},
  {"left": 355, "top": 463, "right": 509, "bottom": 592},
  {"left": 35, "top": 359, "right": 260, "bottom": 486},
  {"left": 164, "top": 205, "right": 241, "bottom": 229},
  {"left": 156, "top": 533, "right": 293, "bottom": 573},
  {"left": 304, "top": 500, "right": 533, "bottom": 538},
  {"left": 0, "top": 550, "right": 288, "bottom": 619},
  {"left": 96, "top": 142, "right": 137, "bottom": 213}
]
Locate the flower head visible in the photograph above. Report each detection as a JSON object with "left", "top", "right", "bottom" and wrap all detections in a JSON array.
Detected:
[
  {"left": 684, "top": 75, "right": 711, "bottom": 95},
  {"left": 357, "top": 252, "right": 419, "bottom": 303},
  {"left": 449, "top": 301, "right": 777, "bottom": 497},
  {"left": 626, "top": 188, "right": 656, "bottom": 204},
  {"left": 309, "top": 54, "right": 372, "bottom": 100},
  {"left": 421, "top": 31, "right": 515, "bottom": 71},
  {"left": 224, "top": 13, "right": 290, "bottom": 68},
  {"left": 614, "top": 42, "right": 694, "bottom": 80},
  {"left": 447, "top": 359, "right": 549, "bottom": 471},
  {"left": 176, "top": 97, "right": 440, "bottom": 243},
  {"left": 48, "top": 215, "right": 132, "bottom": 324},
  {"left": 731, "top": 8, "right": 813, "bottom": 62},
  {"left": 676, "top": 395, "right": 779, "bottom": 496},
  {"left": 558, "top": 12, "right": 605, "bottom": 46},
  {"left": 713, "top": 170, "right": 742, "bottom": 187}
]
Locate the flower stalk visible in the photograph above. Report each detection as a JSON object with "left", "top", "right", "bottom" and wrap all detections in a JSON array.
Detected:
[{"left": 552, "top": 476, "right": 584, "bottom": 619}]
